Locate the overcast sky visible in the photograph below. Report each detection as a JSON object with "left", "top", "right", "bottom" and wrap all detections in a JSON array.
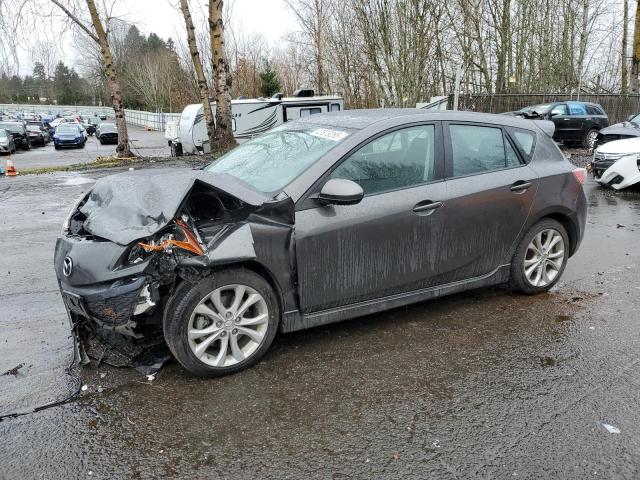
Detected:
[
  {"left": 125, "top": 0, "right": 297, "bottom": 46},
  {"left": 18, "top": 0, "right": 298, "bottom": 75}
]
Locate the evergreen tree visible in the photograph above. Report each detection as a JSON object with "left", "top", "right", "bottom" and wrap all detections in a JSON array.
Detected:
[{"left": 259, "top": 61, "right": 281, "bottom": 98}]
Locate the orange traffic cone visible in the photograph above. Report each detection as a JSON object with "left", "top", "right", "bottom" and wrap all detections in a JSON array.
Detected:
[{"left": 6, "top": 157, "right": 17, "bottom": 176}]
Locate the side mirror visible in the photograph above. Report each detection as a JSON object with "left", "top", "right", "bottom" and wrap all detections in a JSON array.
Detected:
[{"left": 318, "top": 178, "right": 364, "bottom": 206}]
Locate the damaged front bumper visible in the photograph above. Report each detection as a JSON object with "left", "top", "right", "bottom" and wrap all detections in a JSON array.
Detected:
[
  {"left": 54, "top": 236, "right": 158, "bottom": 330},
  {"left": 592, "top": 153, "right": 640, "bottom": 189}
]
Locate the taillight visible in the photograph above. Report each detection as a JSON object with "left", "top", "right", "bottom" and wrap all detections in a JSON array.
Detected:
[{"left": 572, "top": 168, "right": 587, "bottom": 185}]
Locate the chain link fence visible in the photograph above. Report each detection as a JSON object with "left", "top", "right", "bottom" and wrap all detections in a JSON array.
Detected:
[{"left": 452, "top": 94, "right": 640, "bottom": 123}]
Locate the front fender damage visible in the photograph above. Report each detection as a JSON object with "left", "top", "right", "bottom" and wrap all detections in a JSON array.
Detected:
[{"left": 66, "top": 168, "right": 295, "bottom": 373}]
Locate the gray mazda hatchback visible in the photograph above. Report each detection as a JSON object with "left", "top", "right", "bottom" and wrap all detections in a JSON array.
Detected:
[{"left": 54, "top": 109, "right": 587, "bottom": 376}]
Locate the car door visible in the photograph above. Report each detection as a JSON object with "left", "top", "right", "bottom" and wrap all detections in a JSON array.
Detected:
[
  {"left": 434, "top": 123, "right": 539, "bottom": 284},
  {"left": 548, "top": 103, "right": 571, "bottom": 141},
  {"left": 294, "top": 123, "right": 447, "bottom": 313},
  {"left": 566, "top": 102, "right": 588, "bottom": 141}
]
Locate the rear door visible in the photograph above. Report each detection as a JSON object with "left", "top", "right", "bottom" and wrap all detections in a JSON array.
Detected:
[
  {"left": 565, "top": 102, "right": 588, "bottom": 141},
  {"left": 549, "top": 103, "right": 571, "bottom": 141},
  {"left": 435, "top": 123, "right": 539, "bottom": 283}
]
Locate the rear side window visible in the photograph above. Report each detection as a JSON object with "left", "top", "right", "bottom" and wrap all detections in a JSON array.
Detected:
[
  {"left": 449, "top": 125, "right": 521, "bottom": 177},
  {"left": 567, "top": 102, "right": 587, "bottom": 115},
  {"left": 330, "top": 103, "right": 341, "bottom": 112},
  {"left": 300, "top": 108, "right": 322, "bottom": 117}
]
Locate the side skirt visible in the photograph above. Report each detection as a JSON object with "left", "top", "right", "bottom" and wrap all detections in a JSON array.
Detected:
[{"left": 281, "top": 265, "right": 510, "bottom": 333}]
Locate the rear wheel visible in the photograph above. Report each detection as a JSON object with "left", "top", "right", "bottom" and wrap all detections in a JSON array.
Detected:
[
  {"left": 583, "top": 128, "right": 598, "bottom": 149},
  {"left": 164, "top": 268, "right": 279, "bottom": 377},
  {"left": 510, "top": 219, "right": 569, "bottom": 294}
]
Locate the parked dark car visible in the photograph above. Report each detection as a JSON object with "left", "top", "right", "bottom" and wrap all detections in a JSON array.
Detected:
[
  {"left": 54, "top": 110, "right": 587, "bottom": 377},
  {"left": 96, "top": 122, "right": 118, "bottom": 144},
  {"left": 0, "top": 128, "right": 16, "bottom": 154},
  {"left": 510, "top": 101, "right": 608, "bottom": 148},
  {"left": 26, "top": 124, "right": 49, "bottom": 145},
  {"left": 53, "top": 123, "right": 86, "bottom": 149},
  {"left": 0, "top": 121, "right": 31, "bottom": 150},
  {"left": 594, "top": 112, "right": 640, "bottom": 147},
  {"left": 82, "top": 120, "right": 96, "bottom": 135},
  {"left": 27, "top": 120, "right": 53, "bottom": 138}
]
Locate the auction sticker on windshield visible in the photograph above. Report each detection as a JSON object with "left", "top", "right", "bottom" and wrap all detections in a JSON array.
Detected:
[{"left": 309, "top": 128, "right": 349, "bottom": 142}]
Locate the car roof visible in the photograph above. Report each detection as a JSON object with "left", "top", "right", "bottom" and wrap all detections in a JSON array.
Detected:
[{"left": 296, "top": 108, "right": 541, "bottom": 131}]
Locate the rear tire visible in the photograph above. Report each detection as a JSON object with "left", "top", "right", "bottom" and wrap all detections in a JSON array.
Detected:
[
  {"left": 163, "top": 268, "right": 279, "bottom": 377},
  {"left": 510, "top": 219, "right": 569, "bottom": 294},
  {"left": 583, "top": 128, "right": 598, "bottom": 149}
]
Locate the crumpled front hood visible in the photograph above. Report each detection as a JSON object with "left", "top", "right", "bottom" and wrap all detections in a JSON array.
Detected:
[
  {"left": 79, "top": 168, "right": 272, "bottom": 245},
  {"left": 600, "top": 122, "right": 640, "bottom": 137}
]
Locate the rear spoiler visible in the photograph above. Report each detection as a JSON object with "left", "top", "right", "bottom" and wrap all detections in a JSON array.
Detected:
[{"left": 535, "top": 120, "right": 555, "bottom": 138}]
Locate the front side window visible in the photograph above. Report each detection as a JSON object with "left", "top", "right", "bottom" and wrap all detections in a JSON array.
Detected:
[
  {"left": 449, "top": 125, "right": 521, "bottom": 177},
  {"left": 331, "top": 125, "right": 435, "bottom": 195},
  {"left": 207, "top": 125, "right": 352, "bottom": 193},
  {"left": 550, "top": 104, "right": 568, "bottom": 116}
]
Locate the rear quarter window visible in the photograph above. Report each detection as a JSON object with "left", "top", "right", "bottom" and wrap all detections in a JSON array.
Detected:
[{"left": 509, "top": 128, "right": 536, "bottom": 162}]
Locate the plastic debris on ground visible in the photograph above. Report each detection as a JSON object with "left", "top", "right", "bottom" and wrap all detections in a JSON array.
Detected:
[{"left": 602, "top": 423, "right": 621, "bottom": 434}]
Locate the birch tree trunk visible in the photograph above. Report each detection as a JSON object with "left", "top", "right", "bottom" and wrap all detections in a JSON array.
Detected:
[
  {"left": 85, "top": 0, "right": 130, "bottom": 157},
  {"left": 50, "top": 0, "right": 132, "bottom": 157},
  {"left": 179, "top": 0, "right": 216, "bottom": 151},
  {"left": 209, "top": 0, "right": 236, "bottom": 150}
]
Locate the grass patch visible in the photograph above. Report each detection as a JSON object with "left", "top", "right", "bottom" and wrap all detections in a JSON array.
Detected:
[{"left": 19, "top": 155, "right": 209, "bottom": 175}]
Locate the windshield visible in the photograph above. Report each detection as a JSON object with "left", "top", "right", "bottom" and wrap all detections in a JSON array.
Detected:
[
  {"left": 205, "top": 125, "right": 352, "bottom": 192},
  {"left": 0, "top": 129, "right": 7, "bottom": 139},
  {"left": 57, "top": 124, "right": 80, "bottom": 134},
  {"left": 26, "top": 125, "right": 40, "bottom": 132},
  {"left": 99, "top": 124, "right": 117, "bottom": 132}
]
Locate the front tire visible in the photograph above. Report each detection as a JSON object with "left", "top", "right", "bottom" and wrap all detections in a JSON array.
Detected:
[
  {"left": 510, "top": 219, "right": 569, "bottom": 294},
  {"left": 163, "top": 268, "right": 279, "bottom": 377}
]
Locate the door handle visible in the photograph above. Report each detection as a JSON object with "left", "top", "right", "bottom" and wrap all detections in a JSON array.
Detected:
[
  {"left": 563, "top": 118, "right": 571, "bottom": 121},
  {"left": 510, "top": 181, "right": 533, "bottom": 192},
  {"left": 413, "top": 201, "right": 443, "bottom": 214}
]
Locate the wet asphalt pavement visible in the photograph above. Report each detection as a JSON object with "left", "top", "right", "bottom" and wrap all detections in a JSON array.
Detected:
[{"left": 1, "top": 157, "right": 640, "bottom": 479}]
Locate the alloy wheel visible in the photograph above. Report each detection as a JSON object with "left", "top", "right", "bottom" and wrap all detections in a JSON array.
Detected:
[
  {"left": 524, "top": 229, "right": 565, "bottom": 287},
  {"left": 587, "top": 130, "right": 598, "bottom": 149},
  {"left": 187, "top": 284, "right": 269, "bottom": 367}
]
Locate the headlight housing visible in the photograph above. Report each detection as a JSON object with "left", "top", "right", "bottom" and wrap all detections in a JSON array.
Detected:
[{"left": 62, "top": 193, "right": 90, "bottom": 235}]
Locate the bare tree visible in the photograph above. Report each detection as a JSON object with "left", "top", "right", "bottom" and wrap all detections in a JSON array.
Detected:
[
  {"left": 179, "top": 0, "right": 215, "bottom": 150},
  {"left": 285, "top": 0, "right": 330, "bottom": 93},
  {"left": 209, "top": 0, "right": 235, "bottom": 149},
  {"left": 49, "top": 0, "right": 132, "bottom": 157},
  {"left": 622, "top": 0, "right": 629, "bottom": 93}
]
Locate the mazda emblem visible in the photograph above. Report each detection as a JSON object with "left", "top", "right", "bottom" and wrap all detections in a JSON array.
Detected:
[{"left": 62, "top": 256, "right": 73, "bottom": 277}]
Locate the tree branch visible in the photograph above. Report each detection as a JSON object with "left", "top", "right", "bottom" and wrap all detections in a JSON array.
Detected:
[{"left": 49, "top": 0, "right": 99, "bottom": 43}]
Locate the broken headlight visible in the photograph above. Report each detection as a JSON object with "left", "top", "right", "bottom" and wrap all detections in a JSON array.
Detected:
[{"left": 61, "top": 192, "right": 90, "bottom": 235}]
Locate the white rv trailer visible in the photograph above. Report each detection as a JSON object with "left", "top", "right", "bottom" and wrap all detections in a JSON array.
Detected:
[{"left": 172, "top": 90, "right": 344, "bottom": 155}]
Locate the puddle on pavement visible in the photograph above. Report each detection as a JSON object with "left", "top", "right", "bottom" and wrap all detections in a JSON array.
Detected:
[{"left": 60, "top": 176, "right": 95, "bottom": 186}]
